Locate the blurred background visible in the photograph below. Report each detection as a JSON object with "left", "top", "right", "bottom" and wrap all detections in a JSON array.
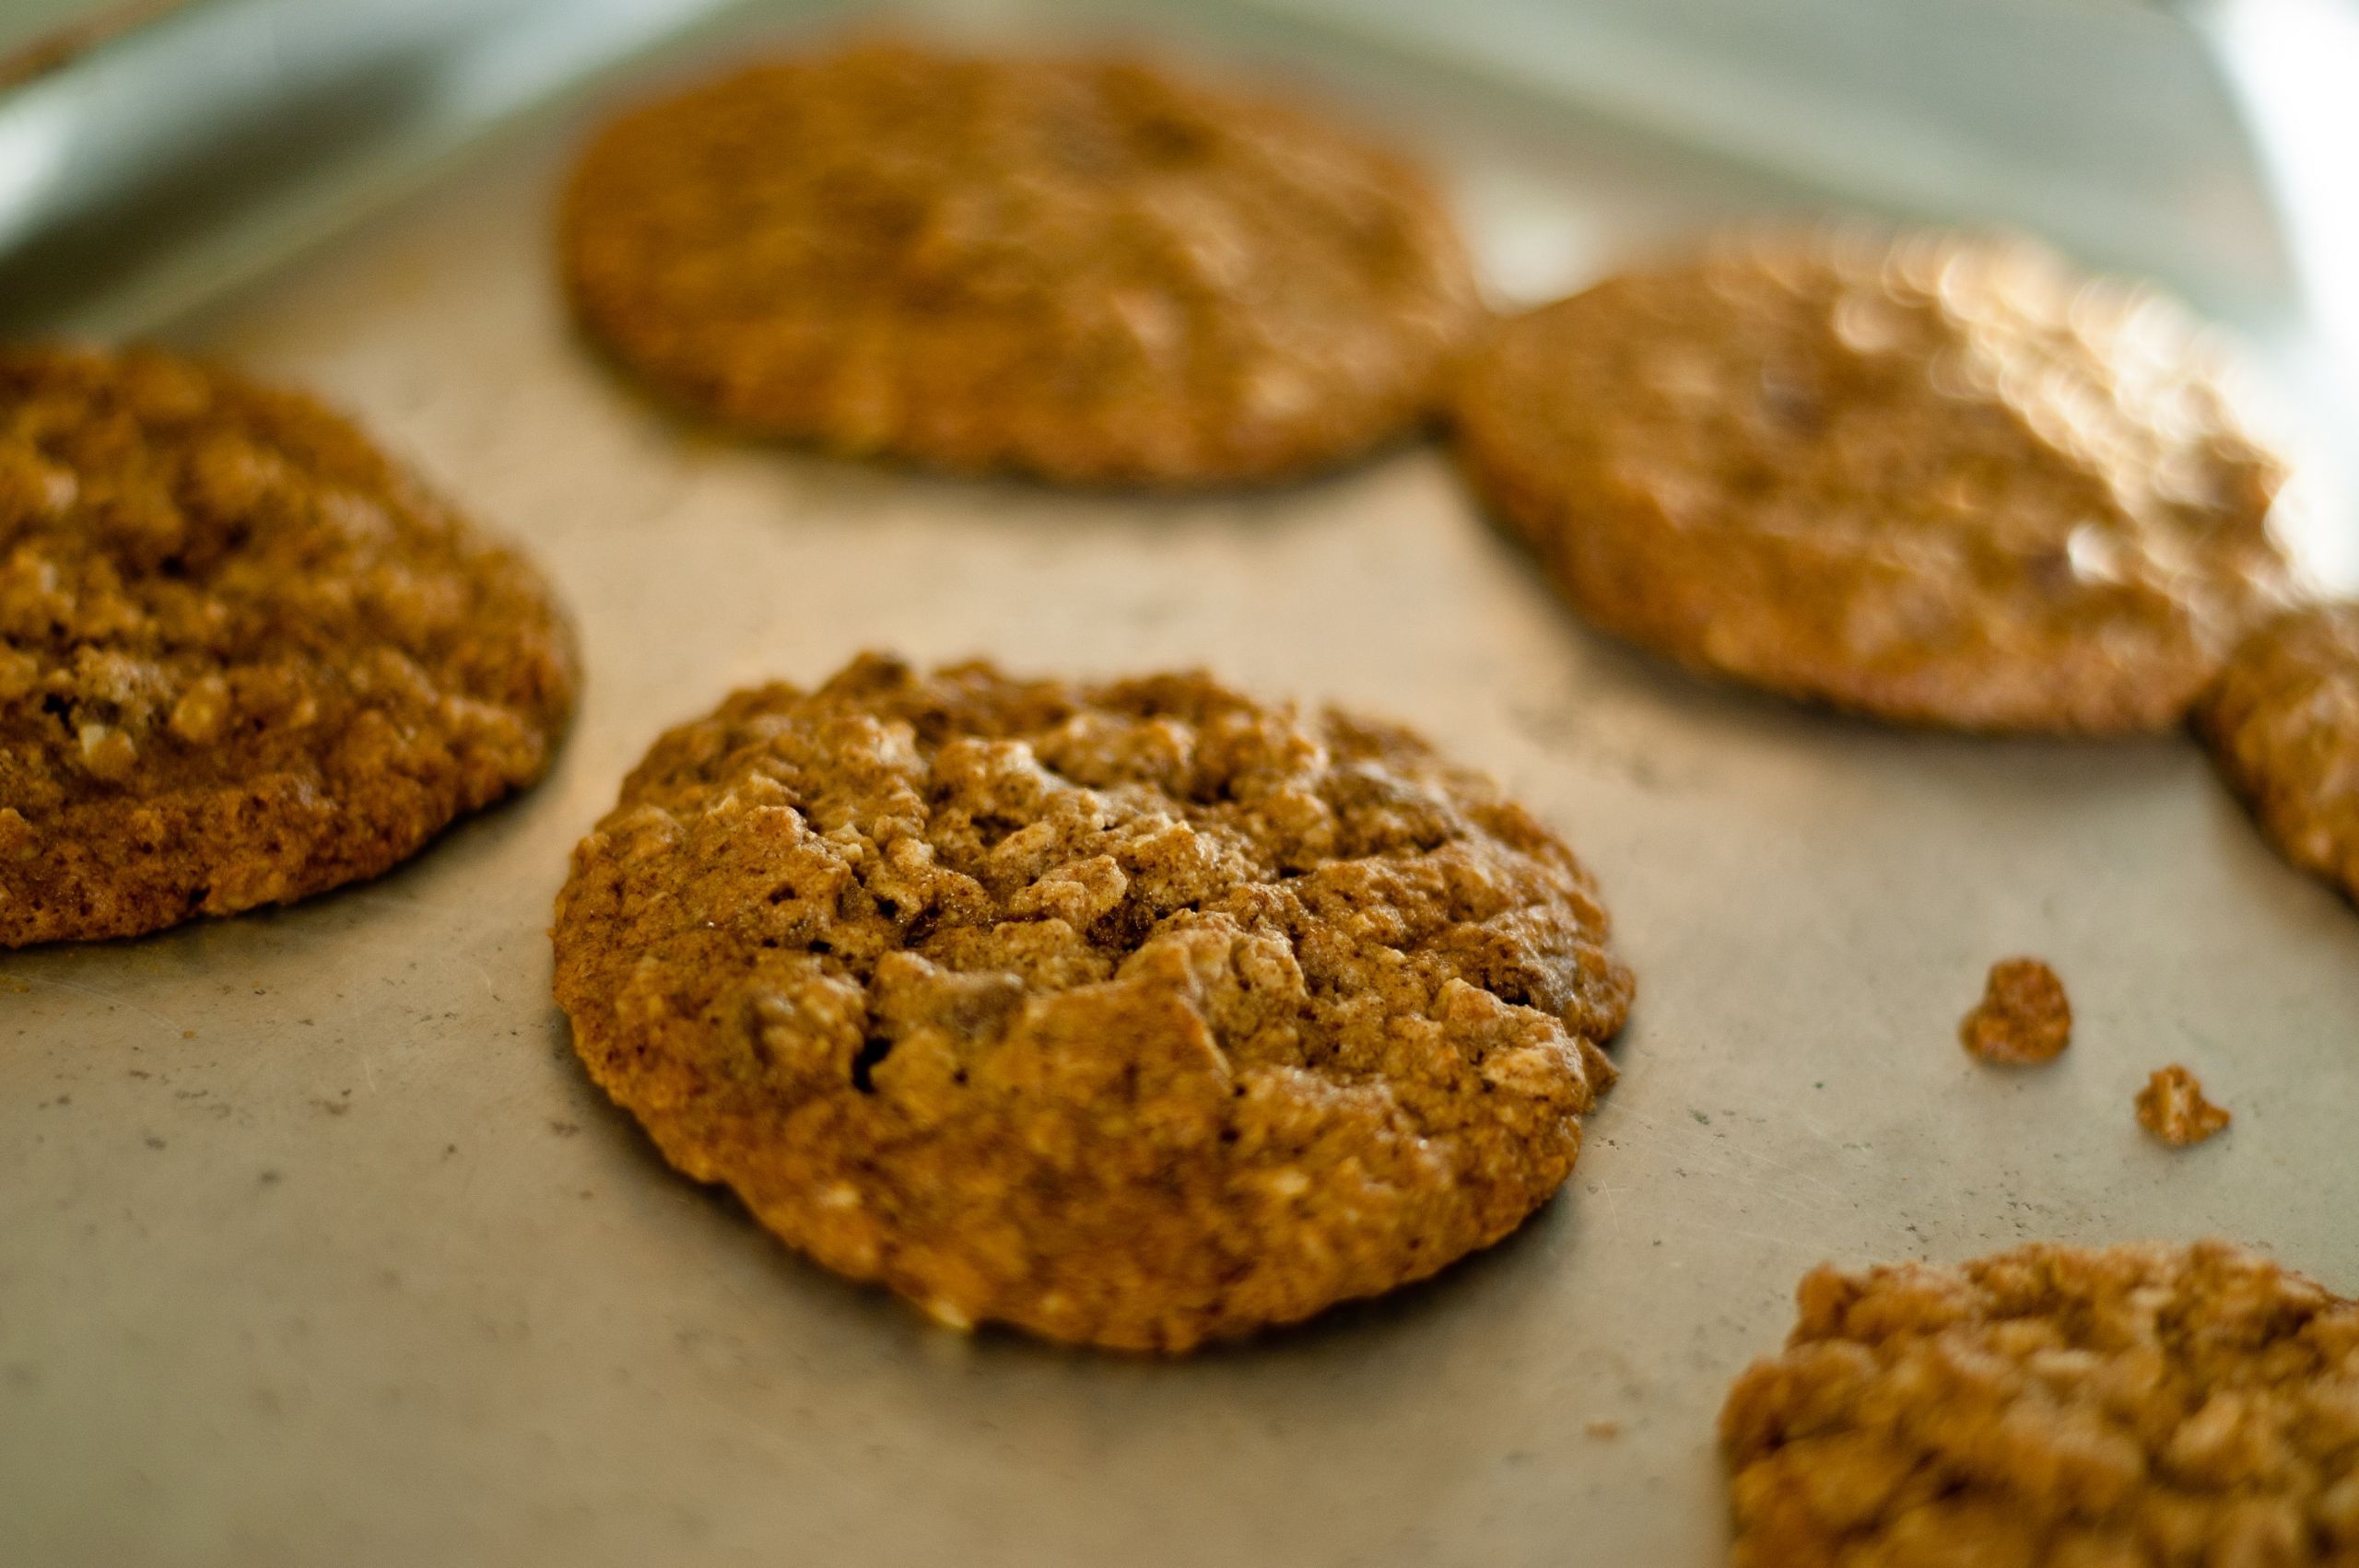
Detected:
[
  {"left": 1, "top": 0, "right": 2353, "bottom": 325},
  {"left": 0, "top": 0, "right": 2353, "bottom": 560}
]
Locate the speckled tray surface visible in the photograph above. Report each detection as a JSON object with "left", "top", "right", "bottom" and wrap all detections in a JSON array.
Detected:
[{"left": 5, "top": 6, "right": 2356, "bottom": 1566}]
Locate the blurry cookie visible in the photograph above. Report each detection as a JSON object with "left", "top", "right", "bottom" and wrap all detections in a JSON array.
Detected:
[
  {"left": 552, "top": 654, "right": 1630, "bottom": 1351},
  {"left": 560, "top": 40, "right": 1481, "bottom": 486},
  {"left": 2199, "top": 603, "right": 2359, "bottom": 904},
  {"left": 1722, "top": 1239, "right": 2359, "bottom": 1568},
  {"left": 1454, "top": 230, "right": 2294, "bottom": 732},
  {"left": 0, "top": 345, "right": 577, "bottom": 946}
]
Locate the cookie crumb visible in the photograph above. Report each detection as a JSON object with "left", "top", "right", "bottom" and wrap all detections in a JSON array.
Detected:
[
  {"left": 2136, "top": 1064, "right": 2230, "bottom": 1146},
  {"left": 1957, "top": 956, "right": 2071, "bottom": 1064}
]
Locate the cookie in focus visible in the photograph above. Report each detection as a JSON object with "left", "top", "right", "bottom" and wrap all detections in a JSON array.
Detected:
[
  {"left": 1453, "top": 228, "right": 2294, "bottom": 732},
  {"left": 551, "top": 654, "right": 1632, "bottom": 1351},
  {"left": 0, "top": 345, "right": 578, "bottom": 947},
  {"left": 1722, "top": 1239, "right": 2359, "bottom": 1567}
]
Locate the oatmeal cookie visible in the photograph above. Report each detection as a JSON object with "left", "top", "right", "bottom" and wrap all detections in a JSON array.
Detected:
[
  {"left": 1722, "top": 1239, "right": 2359, "bottom": 1567},
  {"left": 1959, "top": 956, "right": 2071, "bottom": 1065},
  {"left": 551, "top": 654, "right": 1631, "bottom": 1351},
  {"left": 1453, "top": 229, "right": 2294, "bottom": 732},
  {"left": 2199, "top": 603, "right": 2359, "bottom": 905},
  {"left": 2138, "top": 1064, "right": 2232, "bottom": 1148},
  {"left": 0, "top": 345, "right": 577, "bottom": 946},
  {"left": 559, "top": 40, "right": 1482, "bottom": 486}
]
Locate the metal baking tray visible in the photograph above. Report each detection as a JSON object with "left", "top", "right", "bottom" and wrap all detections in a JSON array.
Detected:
[{"left": 6, "top": 3, "right": 2356, "bottom": 1564}]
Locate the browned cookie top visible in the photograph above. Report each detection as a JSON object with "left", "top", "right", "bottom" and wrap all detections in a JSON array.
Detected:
[
  {"left": 2199, "top": 603, "right": 2359, "bottom": 905},
  {"left": 1455, "top": 231, "right": 2294, "bottom": 732},
  {"left": 1721, "top": 1240, "right": 2359, "bottom": 1568},
  {"left": 0, "top": 345, "right": 577, "bottom": 946},
  {"left": 560, "top": 41, "right": 1482, "bottom": 486},
  {"left": 552, "top": 654, "right": 1630, "bottom": 1351}
]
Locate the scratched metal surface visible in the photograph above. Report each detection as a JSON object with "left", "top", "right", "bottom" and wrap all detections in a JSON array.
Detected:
[{"left": 6, "top": 8, "right": 2359, "bottom": 1568}]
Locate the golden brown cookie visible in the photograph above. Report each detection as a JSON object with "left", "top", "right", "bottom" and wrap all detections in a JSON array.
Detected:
[
  {"left": 2137, "top": 1064, "right": 2232, "bottom": 1147},
  {"left": 552, "top": 654, "right": 1631, "bottom": 1351},
  {"left": 0, "top": 345, "right": 577, "bottom": 947},
  {"left": 1958, "top": 956, "right": 2071, "bottom": 1065},
  {"left": 559, "top": 40, "right": 1482, "bottom": 486},
  {"left": 2199, "top": 603, "right": 2359, "bottom": 905},
  {"left": 1721, "top": 1240, "right": 2359, "bottom": 1568},
  {"left": 1454, "top": 229, "right": 2294, "bottom": 732}
]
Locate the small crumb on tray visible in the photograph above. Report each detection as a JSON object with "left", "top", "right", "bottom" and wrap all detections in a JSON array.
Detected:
[
  {"left": 1584, "top": 1419, "right": 1622, "bottom": 1441},
  {"left": 1959, "top": 957, "right": 2071, "bottom": 1065},
  {"left": 2136, "top": 1064, "right": 2231, "bottom": 1147}
]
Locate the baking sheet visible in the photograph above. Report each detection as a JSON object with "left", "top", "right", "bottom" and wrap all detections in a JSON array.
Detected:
[{"left": 6, "top": 6, "right": 2359, "bottom": 1566}]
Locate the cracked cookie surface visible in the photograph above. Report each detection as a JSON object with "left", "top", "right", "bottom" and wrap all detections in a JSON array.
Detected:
[
  {"left": 1454, "top": 230, "right": 2294, "bottom": 732},
  {"left": 0, "top": 345, "right": 577, "bottom": 946},
  {"left": 1722, "top": 1239, "right": 2359, "bottom": 1567},
  {"left": 2199, "top": 603, "right": 2359, "bottom": 907},
  {"left": 551, "top": 655, "right": 1630, "bottom": 1351},
  {"left": 560, "top": 40, "right": 1482, "bottom": 486}
]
